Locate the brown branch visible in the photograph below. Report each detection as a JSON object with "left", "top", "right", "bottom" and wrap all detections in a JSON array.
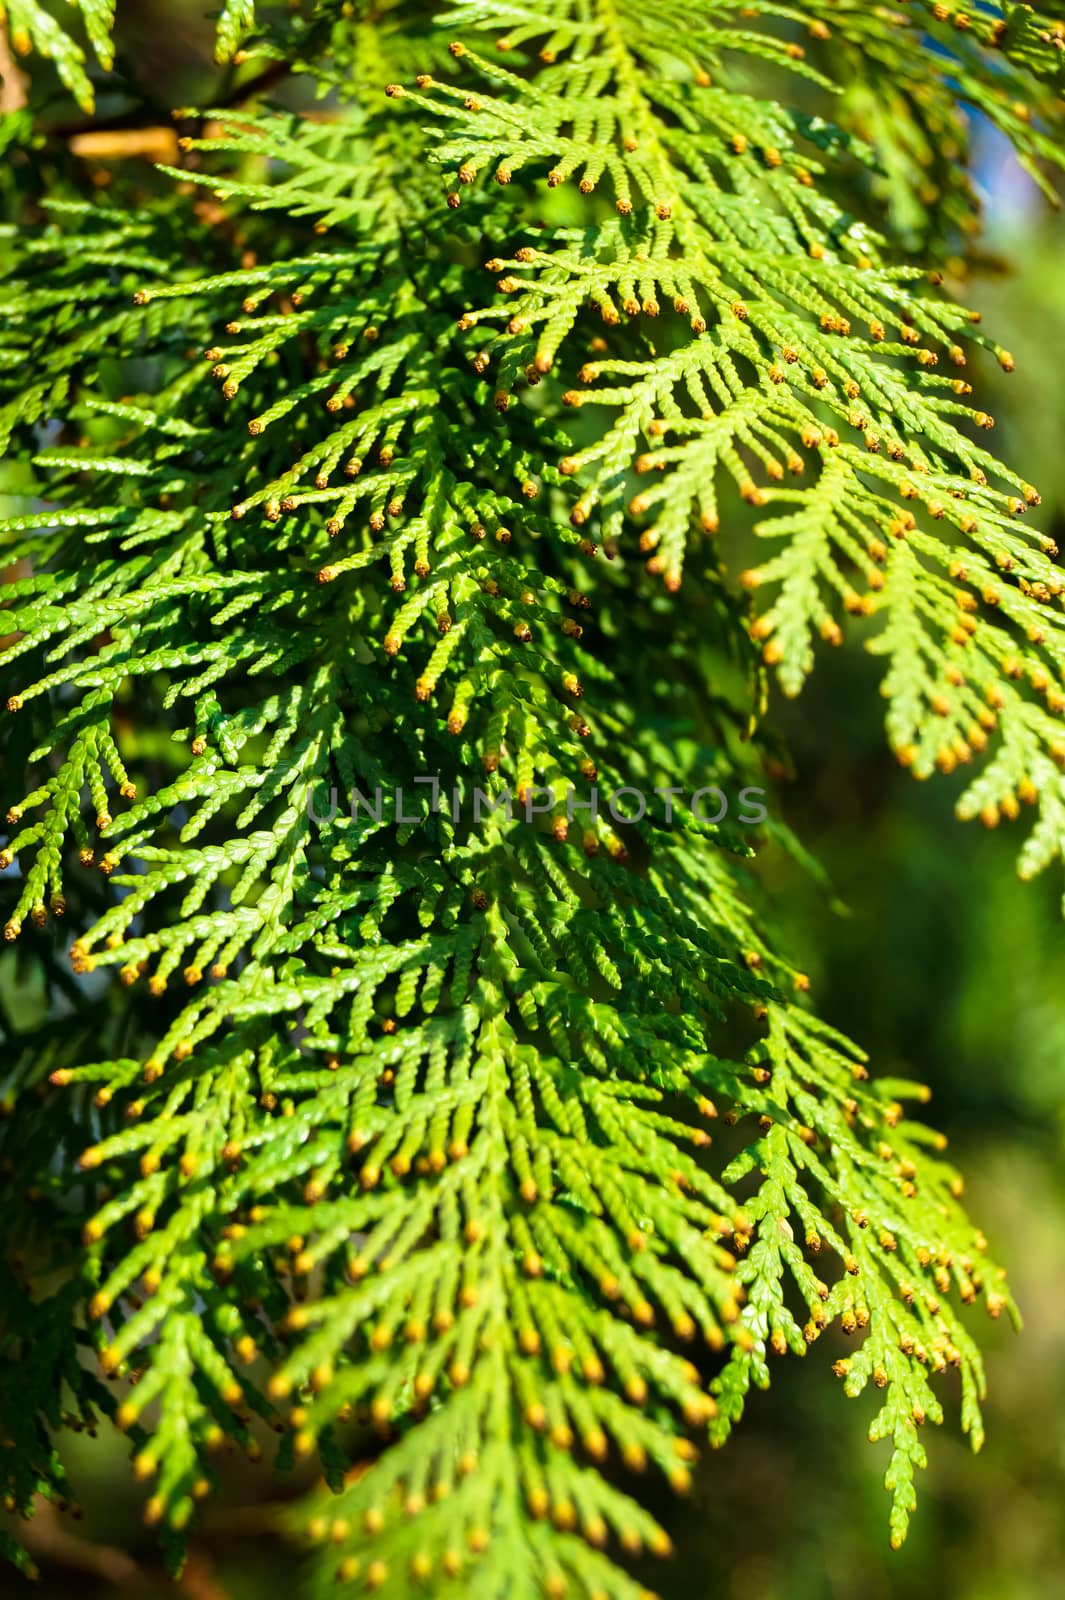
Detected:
[
  {"left": 217, "top": 58, "right": 293, "bottom": 109},
  {"left": 69, "top": 126, "right": 180, "bottom": 162},
  {"left": 0, "top": 19, "right": 29, "bottom": 115},
  {"left": 17, "top": 1498, "right": 141, "bottom": 1587},
  {"left": 49, "top": 58, "right": 294, "bottom": 143}
]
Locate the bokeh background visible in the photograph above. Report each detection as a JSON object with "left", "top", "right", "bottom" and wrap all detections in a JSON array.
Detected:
[{"left": 3, "top": 5, "right": 1065, "bottom": 1598}]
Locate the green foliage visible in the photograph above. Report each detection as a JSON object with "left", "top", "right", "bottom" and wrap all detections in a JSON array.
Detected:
[
  {"left": 418, "top": 3, "right": 1065, "bottom": 884},
  {"left": 1, "top": 3, "right": 1061, "bottom": 1596},
  {"left": 2, "top": 0, "right": 113, "bottom": 111}
]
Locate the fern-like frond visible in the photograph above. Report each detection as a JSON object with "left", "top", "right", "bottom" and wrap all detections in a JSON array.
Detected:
[
  {"left": 1, "top": 0, "right": 113, "bottom": 111},
  {"left": 408, "top": 3, "right": 1065, "bottom": 890},
  {"left": 0, "top": 6, "right": 1044, "bottom": 1592}
]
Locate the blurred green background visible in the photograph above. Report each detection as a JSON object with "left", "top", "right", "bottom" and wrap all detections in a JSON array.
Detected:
[{"left": 4, "top": 5, "right": 1065, "bottom": 1598}]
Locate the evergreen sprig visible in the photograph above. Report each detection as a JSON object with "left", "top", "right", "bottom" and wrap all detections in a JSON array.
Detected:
[
  {"left": 413, "top": 4, "right": 1065, "bottom": 885},
  {"left": 0, "top": 3, "right": 1057, "bottom": 1595}
]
